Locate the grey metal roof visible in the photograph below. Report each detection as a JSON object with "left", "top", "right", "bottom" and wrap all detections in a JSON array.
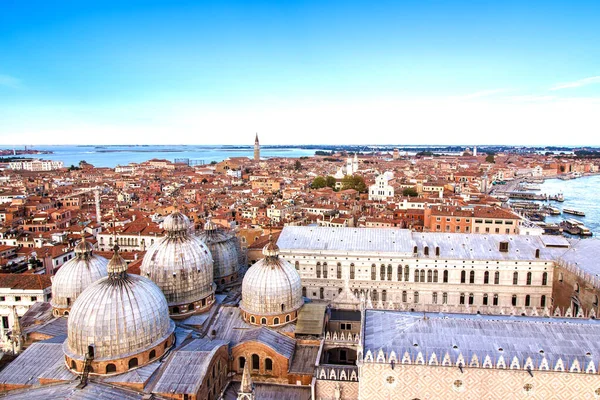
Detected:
[
  {"left": 363, "top": 310, "right": 600, "bottom": 370},
  {"left": 559, "top": 238, "right": 600, "bottom": 278},
  {"left": 0, "top": 339, "right": 65, "bottom": 386},
  {"left": 288, "top": 345, "right": 320, "bottom": 374},
  {"left": 295, "top": 303, "right": 327, "bottom": 336},
  {"left": 152, "top": 339, "right": 228, "bottom": 395},
  {"left": 277, "top": 226, "right": 572, "bottom": 261},
  {"left": 24, "top": 317, "right": 68, "bottom": 338},
  {"left": 0, "top": 381, "right": 148, "bottom": 400},
  {"left": 237, "top": 327, "right": 295, "bottom": 359},
  {"left": 330, "top": 310, "right": 361, "bottom": 322},
  {"left": 222, "top": 382, "right": 311, "bottom": 400}
]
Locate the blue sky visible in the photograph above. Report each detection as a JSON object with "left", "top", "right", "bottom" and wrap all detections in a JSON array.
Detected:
[{"left": 1, "top": 0, "right": 599, "bottom": 145}]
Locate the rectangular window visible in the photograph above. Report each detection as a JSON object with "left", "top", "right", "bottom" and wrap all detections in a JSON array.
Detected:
[
  {"left": 2, "top": 316, "right": 8, "bottom": 329},
  {"left": 30, "top": 296, "right": 37, "bottom": 302},
  {"left": 475, "top": 219, "right": 483, "bottom": 223},
  {"left": 0, "top": 296, "right": 5, "bottom": 301},
  {"left": 14, "top": 296, "right": 21, "bottom": 302},
  {"left": 495, "top": 220, "right": 503, "bottom": 224},
  {"left": 432, "top": 292, "right": 438, "bottom": 304},
  {"left": 442, "top": 292, "right": 448, "bottom": 304}
]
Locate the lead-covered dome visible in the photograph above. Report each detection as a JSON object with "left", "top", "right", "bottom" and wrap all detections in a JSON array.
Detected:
[
  {"left": 197, "top": 218, "right": 240, "bottom": 285},
  {"left": 141, "top": 210, "right": 215, "bottom": 318},
  {"left": 64, "top": 245, "right": 175, "bottom": 376},
  {"left": 51, "top": 236, "right": 108, "bottom": 316},
  {"left": 241, "top": 239, "right": 304, "bottom": 326}
]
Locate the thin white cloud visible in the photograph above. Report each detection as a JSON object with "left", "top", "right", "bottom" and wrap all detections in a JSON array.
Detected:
[
  {"left": 550, "top": 76, "right": 600, "bottom": 91},
  {"left": 0, "top": 74, "right": 21, "bottom": 89},
  {"left": 454, "top": 88, "right": 510, "bottom": 100}
]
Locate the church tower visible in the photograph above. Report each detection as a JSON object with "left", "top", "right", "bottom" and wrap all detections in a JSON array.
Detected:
[{"left": 254, "top": 133, "right": 260, "bottom": 161}]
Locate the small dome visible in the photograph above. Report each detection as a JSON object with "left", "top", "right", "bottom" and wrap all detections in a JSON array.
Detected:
[
  {"left": 141, "top": 211, "right": 215, "bottom": 317},
  {"left": 162, "top": 211, "right": 191, "bottom": 233},
  {"left": 197, "top": 219, "right": 240, "bottom": 282},
  {"left": 65, "top": 247, "right": 174, "bottom": 373},
  {"left": 51, "top": 238, "right": 108, "bottom": 314},
  {"left": 241, "top": 242, "right": 303, "bottom": 322}
]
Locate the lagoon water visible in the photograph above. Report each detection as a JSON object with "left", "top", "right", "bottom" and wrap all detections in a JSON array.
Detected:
[
  {"left": 538, "top": 174, "right": 600, "bottom": 237},
  {"left": 4, "top": 145, "right": 317, "bottom": 168}
]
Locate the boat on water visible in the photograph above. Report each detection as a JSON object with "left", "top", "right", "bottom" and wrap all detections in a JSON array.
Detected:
[
  {"left": 543, "top": 206, "right": 561, "bottom": 215},
  {"left": 563, "top": 208, "right": 585, "bottom": 217},
  {"left": 559, "top": 219, "right": 592, "bottom": 236},
  {"left": 521, "top": 183, "right": 541, "bottom": 190},
  {"left": 579, "top": 226, "right": 593, "bottom": 236}
]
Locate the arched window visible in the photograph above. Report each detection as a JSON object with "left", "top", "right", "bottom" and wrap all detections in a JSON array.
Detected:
[
  {"left": 526, "top": 272, "right": 532, "bottom": 286},
  {"left": 252, "top": 354, "right": 260, "bottom": 370},
  {"left": 320, "top": 287, "right": 324, "bottom": 299},
  {"left": 424, "top": 246, "right": 429, "bottom": 256},
  {"left": 484, "top": 271, "right": 489, "bottom": 284},
  {"left": 535, "top": 249, "right": 540, "bottom": 258},
  {"left": 433, "top": 270, "right": 438, "bottom": 282},
  {"left": 250, "top": 316, "right": 256, "bottom": 323},
  {"left": 128, "top": 358, "right": 138, "bottom": 369},
  {"left": 397, "top": 265, "right": 402, "bottom": 281},
  {"left": 542, "top": 272, "right": 548, "bottom": 286},
  {"left": 513, "top": 272, "right": 519, "bottom": 285},
  {"left": 525, "top": 295, "right": 531, "bottom": 307},
  {"left": 402, "top": 291, "right": 407, "bottom": 303},
  {"left": 380, "top": 265, "right": 385, "bottom": 280},
  {"left": 420, "top": 270, "right": 425, "bottom": 282},
  {"left": 323, "top": 262, "right": 328, "bottom": 278},
  {"left": 468, "top": 293, "right": 474, "bottom": 305},
  {"left": 70, "top": 360, "right": 77, "bottom": 370},
  {"left": 540, "top": 295, "right": 546, "bottom": 307},
  {"left": 285, "top": 314, "right": 290, "bottom": 322},
  {"left": 261, "top": 317, "right": 267, "bottom": 325},
  {"left": 372, "top": 289, "right": 378, "bottom": 301},
  {"left": 469, "top": 271, "right": 475, "bottom": 284},
  {"left": 404, "top": 266, "right": 410, "bottom": 281},
  {"left": 432, "top": 292, "right": 438, "bottom": 304},
  {"left": 414, "top": 269, "right": 420, "bottom": 282},
  {"left": 281, "top": 303, "right": 285, "bottom": 312},
  {"left": 427, "top": 270, "right": 432, "bottom": 282},
  {"left": 350, "top": 264, "right": 355, "bottom": 280},
  {"left": 265, "top": 358, "right": 273, "bottom": 372},
  {"left": 337, "top": 263, "right": 342, "bottom": 279},
  {"left": 274, "top": 317, "right": 280, "bottom": 325},
  {"left": 442, "top": 292, "right": 448, "bottom": 304},
  {"left": 106, "top": 363, "right": 116, "bottom": 373},
  {"left": 443, "top": 270, "right": 448, "bottom": 283},
  {"left": 239, "top": 357, "right": 246, "bottom": 371},
  {"left": 494, "top": 271, "right": 500, "bottom": 284},
  {"left": 295, "top": 261, "right": 299, "bottom": 270},
  {"left": 414, "top": 291, "right": 419, "bottom": 303},
  {"left": 382, "top": 290, "right": 387, "bottom": 302},
  {"left": 483, "top": 294, "right": 488, "bottom": 305},
  {"left": 493, "top": 294, "right": 499, "bottom": 306},
  {"left": 459, "top": 293, "right": 465, "bottom": 305},
  {"left": 371, "top": 264, "right": 376, "bottom": 280},
  {"left": 413, "top": 246, "right": 418, "bottom": 254},
  {"left": 460, "top": 271, "right": 466, "bottom": 283},
  {"left": 435, "top": 246, "right": 440, "bottom": 256},
  {"left": 316, "top": 262, "right": 321, "bottom": 278},
  {"left": 387, "top": 265, "right": 392, "bottom": 281},
  {"left": 149, "top": 349, "right": 156, "bottom": 360},
  {"left": 512, "top": 295, "right": 517, "bottom": 306}
]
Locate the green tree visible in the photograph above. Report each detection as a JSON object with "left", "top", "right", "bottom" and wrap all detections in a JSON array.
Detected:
[
  {"left": 294, "top": 160, "right": 302, "bottom": 170},
  {"left": 341, "top": 175, "right": 367, "bottom": 193},
  {"left": 311, "top": 176, "right": 327, "bottom": 189},
  {"left": 485, "top": 154, "right": 495, "bottom": 163},
  {"left": 325, "top": 175, "right": 336, "bottom": 188},
  {"left": 402, "top": 187, "right": 418, "bottom": 197}
]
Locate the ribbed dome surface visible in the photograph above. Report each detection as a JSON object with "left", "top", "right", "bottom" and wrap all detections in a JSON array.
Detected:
[
  {"left": 197, "top": 222, "right": 240, "bottom": 281},
  {"left": 141, "top": 211, "right": 214, "bottom": 306},
  {"left": 65, "top": 274, "right": 174, "bottom": 361},
  {"left": 241, "top": 243, "right": 304, "bottom": 316},
  {"left": 51, "top": 240, "right": 108, "bottom": 310}
]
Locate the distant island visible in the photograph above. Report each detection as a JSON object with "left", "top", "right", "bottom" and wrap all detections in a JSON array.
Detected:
[{"left": 0, "top": 148, "right": 53, "bottom": 156}]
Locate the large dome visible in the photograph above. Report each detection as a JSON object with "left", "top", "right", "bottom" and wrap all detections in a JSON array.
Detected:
[
  {"left": 197, "top": 218, "right": 240, "bottom": 285},
  {"left": 51, "top": 237, "right": 108, "bottom": 316},
  {"left": 240, "top": 239, "right": 304, "bottom": 326},
  {"left": 64, "top": 245, "right": 175, "bottom": 375},
  {"left": 140, "top": 210, "right": 215, "bottom": 318}
]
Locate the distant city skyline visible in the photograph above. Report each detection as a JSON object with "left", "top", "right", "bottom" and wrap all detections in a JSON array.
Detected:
[{"left": 1, "top": 0, "right": 599, "bottom": 145}]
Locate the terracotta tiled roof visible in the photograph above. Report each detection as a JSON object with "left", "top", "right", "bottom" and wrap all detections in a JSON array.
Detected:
[{"left": 0, "top": 273, "right": 51, "bottom": 290}]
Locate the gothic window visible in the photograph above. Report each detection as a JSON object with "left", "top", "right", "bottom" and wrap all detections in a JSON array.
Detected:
[
  {"left": 380, "top": 265, "right": 385, "bottom": 280},
  {"left": 442, "top": 292, "right": 448, "bottom": 304},
  {"left": 494, "top": 271, "right": 500, "bottom": 285},
  {"left": 387, "top": 265, "right": 392, "bottom": 281},
  {"left": 484, "top": 271, "right": 489, "bottom": 284},
  {"left": 382, "top": 290, "right": 387, "bottom": 302},
  {"left": 414, "top": 269, "right": 420, "bottom": 282},
  {"left": 513, "top": 272, "right": 519, "bottom": 285},
  {"left": 427, "top": 270, "right": 432, "bottom": 282},
  {"left": 493, "top": 294, "right": 499, "bottom": 306},
  {"left": 460, "top": 271, "right": 466, "bottom": 283},
  {"left": 526, "top": 272, "right": 532, "bottom": 285},
  {"left": 433, "top": 270, "right": 438, "bottom": 282},
  {"left": 420, "top": 270, "right": 425, "bottom": 282},
  {"left": 397, "top": 265, "right": 402, "bottom": 281},
  {"left": 542, "top": 272, "right": 548, "bottom": 286},
  {"left": 443, "top": 270, "right": 448, "bottom": 283},
  {"left": 468, "top": 293, "right": 474, "bottom": 305},
  {"left": 372, "top": 289, "right": 378, "bottom": 301},
  {"left": 432, "top": 292, "right": 438, "bottom": 304},
  {"left": 469, "top": 271, "right": 475, "bottom": 284},
  {"left": 404, "top": 266, "right": 410, "bottom": 281},
  {"left": 459, "top": 293, "right": 465, "bottom": 305}
]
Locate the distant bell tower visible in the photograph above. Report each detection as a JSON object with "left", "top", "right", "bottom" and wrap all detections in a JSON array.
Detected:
[{"left": 254, "top": 133, "right": 260, "bottom": 161}]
